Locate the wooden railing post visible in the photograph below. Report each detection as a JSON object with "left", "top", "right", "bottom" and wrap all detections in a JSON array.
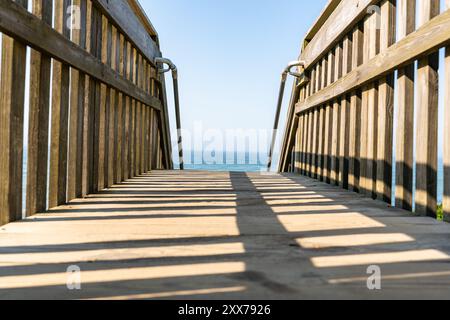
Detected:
[
  {"left": 445, "top": 0, "right": 450, "bottom": 222},
  {"left": 395, "top": 0, "right": 415, "bottom": 211},
  {"left": 415, "top": 0, "right": 440, "bottom": 218},
  {"left": 0, "top": 0, "right": 28, "bottom": 224},
  {"left": 26, "top": 0, "right": 52, "bottom": 215},
  {"left": 376, "top": 0, "right": 396, "bottom": 203}
]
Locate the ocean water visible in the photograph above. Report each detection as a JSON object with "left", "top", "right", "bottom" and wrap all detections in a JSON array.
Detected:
[
  {"left": 20, "top": 151, "right": 445, "bottom": 214},
  {"left": 175, "top": 151, "right": 271, "bottom": 173}
]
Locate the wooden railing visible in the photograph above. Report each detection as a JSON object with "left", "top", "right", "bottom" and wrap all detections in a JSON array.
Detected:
[
  {"left": 279, "top": 0, "right": 450, "bottom": 220},
  {"left": 0, "top": 0, "right": 173, "bottom": 226}
]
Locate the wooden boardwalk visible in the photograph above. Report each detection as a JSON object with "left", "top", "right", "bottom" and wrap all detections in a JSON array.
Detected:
[{"left": 1, "top": 170, "right": 450, "bottom": 300}]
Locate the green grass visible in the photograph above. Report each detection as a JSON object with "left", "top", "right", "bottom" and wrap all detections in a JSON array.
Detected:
[{"left": 437, "top": 204, "right": 444, "bottom": 222}]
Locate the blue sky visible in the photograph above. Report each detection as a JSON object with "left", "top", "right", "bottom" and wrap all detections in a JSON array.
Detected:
[{"left": 142, "top": 0, "right": 328, "bottom": 159}]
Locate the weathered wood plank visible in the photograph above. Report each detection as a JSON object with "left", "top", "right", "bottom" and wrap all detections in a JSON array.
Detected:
[
  {"left": 317, "top": 106, "right": 325, "bottom": 181},
  {"left": 348, "top": 25, "right": 363, "bottom": 192},
  {"left": 376, "top": 0, "right": 396, "bottom": 203},
  {"left": 0, "top": 0, "right": 162, "bottom": 111},
  {"left": 331, "top": 43, "right": 343, "bottom": 185},
  {"left": 295, "top": 8, "right": 450, "bottom": 114},
  {"left": 395, "top": 0, "right": 415, "bottom": 211},
  {"left": 365, "top": 11, "right": 380, "bottom": 199},
  {"left": 323, "top": 104, "right": 332, "bottom": 184},
  {"left": 82, "top": 0, "right": 93, "bottom": 197},
  {"left": 0, "top": 0, "right": 28, "bottom": 224},
  {"left": 311, "top": 109, "right": 319, "bottom": 179},
  {"left": 26, "top": 0, "right": 52, "bottom": 216},
  {"left": 445, "top": 0, "right": 450, "bottom": 221},
  {"left": 300, "top": 0, "right": 379, "bottom": 69},
  {"left": 67, "top": 0, "right": 87, "bottom": 202},
  {"left": 123, "top": 96, "right": 130, "bottom": 179},
  {"left": 415, "top": 0, "right": 440, "bottom": 218},
  {"left": 93, "top": 0, "right": 161, "bottom": 65},
  {"left": 91, "top": 6, "right": 102, "bottom": 193},
  {"left": 49, "top": 0, "right": 71, "bottom": 208},
  {"left": 338, "top": 34, "right": 353, "bottom": 189}
]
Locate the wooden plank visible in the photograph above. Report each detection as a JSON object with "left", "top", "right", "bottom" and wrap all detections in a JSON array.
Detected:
[
  {"left": 82, "top": 0, "right": 93, "bottom": 196},
  {"left": 331, "top": 43, "right": 343, "bottom": 185},
  {"left": 376, "top": 0, "right": 396, "bottom": 203},
  {"left": 445, "top": 0, "right": 450, "bottom": 221},
  {"left": 49, "top": 0, "right": 71, "bottom": 208},
  {"left": 26, "top": 0, "right": 52, "bottom": 216},
  {"left": 338, "top": 34, "right": 353, "bottom": 189},
  {"left": 135, "top": 101, "right": 141, "bottom": 176},
  {"left": 348, "top": 25, "right": 363, "bottom": 192},
  {"left": 116, "top": 92, "right": 123, "bottom": 183},
  {"left": 98, "top": 15, "right": 110, "bottom": 190},
  {"left": 149, "top": 108, "right": 154, "bottom": 171},
  {"left": 93, "top": 0, "right": 161, "bottom": 65},
  {"left": 141, "top": 104, "right": 146, "bottom": 174},
  {"left": 323, "top": 104, "right": 332, "bottom": 184},
  {"left": 130, "top": 99, "right": 136, "bottom": 177},
  {"left": 301, "top": 0, "right": 379, "bottom": 69},
  {"left": 366, "top": 11, "right": 380, "bottom": 198},
  {"left": 0, "top": 0, "right": 27, "bottom": 224},
  {"left": 311, "top": 109, "right": 318, "bottom": 178},
  {"left": 295, "top": 8, "right": 450, "bottom": 115},
  {"left": 316, "top": 107, "right": 324, "bottom": 181},
  {"left": 123, "top": 96, "right": 130, "bottom": 180},
  {"left": 339, "top": 95, "right": 350, "bottom": 189},
  {"left": 305, "top": 112, "right": 312, "bottom": 176},
  {"left": 67, "top": 0, "right": 87, "bottom": 202},
  {"left": 295, "top": 115, "right": 302, "bottom": 173},
  {"left": 330, "top": 101, "right": 340, "bottom": 186},
  {"left": 395, "top": 0, "right": 415, "bottom": 211},
  {"left": 0, "top": 0, "right": 162, "bottom": 111},
  {"left": 415, "top": 0, "right": 440, "bottom": 218},
  {"left": 109, "top": 25, "right": 118, "bottom": 186}
]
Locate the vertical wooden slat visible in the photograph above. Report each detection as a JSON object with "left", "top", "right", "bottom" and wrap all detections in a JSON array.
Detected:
[
  {"left": 348, "top": 24, "right": 363, "bottom": 192},
  {"left": 149, "top": 108, "right": 154, "bottom": 171},
  {"left": 360, "top": 14, "right": 379, "bottom": 196},
  {"left": 367, "top": 11, "right": 380, "bottom": 198},
  {"left": 444, "top": 0, "right": 450, "bottom": 221},
  {"left": 331, "top": 43, "right": 343, "bottom": 185},
  {"left": 317, "top": 106, "right": 325, "bottom": 181},
  {"left": 305, "top": 111, "right": 312, "bottom": 176},
  {"left": 0, "top": 0, "right": 28, "bottom": 224},
  {"left": 116, "top": 33, "right": 124, "bottom": 183},
  {"left": 130, "top": 99, "right": 136, "bottom": 177},
  {"left": 323, "top": 104, "right": 333, "bottom": 184},
  {"left": 395, "top": 0, "right": 415, "bottom": 211},
  {"left": 49, "top": 0, "right": 71, "bottom": 208},
  {"left": 339, "top": 34, "right": 353, "bottom": 189},
  {"left": 141, "top": 104, "right": 145, "bottom": 174},
  {"left": 68, "top": 0, "right": 87, "bottom": 202},
  {"left": 95, "top": 15, "right": 108, "bottom": 191},
  {"left": 82, "top": 0, "right": 93, "bottom": 196},
  {"left": 91, "top": 6, "right": 103, "bottom": 193},
  {"left": 109, "top": 25, "right": 117, "bottom": 186},
  {"left": 331, "top": 100, "right": 340, "bottom": 186},
  {"left": 123, "top": 96, "right": 130, "bottom": 179},
  {"left": 26, "top": 0, "right": 52, "bottom": 216},
  {"left": 116, "top": 92, "right": 123, "bottom": 182},
  {"left": 135, "top": 101, "right": 141, "bottom": 176},
  {"left": 311, "top": 109, "right": 318, "bottom": 178},
  {"left": 296, "top": 115, "right": 303, "bottom": 173},
  {"left": 415, "top": 0, "right": 440, "bottom": 218},
  {"left": 376, "top": 0, "right": 396, "bottom": 203}
]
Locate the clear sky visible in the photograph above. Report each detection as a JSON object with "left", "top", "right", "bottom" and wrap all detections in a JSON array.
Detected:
[{"left": 141, "top": 0, "right": 328, "bottom": 164}]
